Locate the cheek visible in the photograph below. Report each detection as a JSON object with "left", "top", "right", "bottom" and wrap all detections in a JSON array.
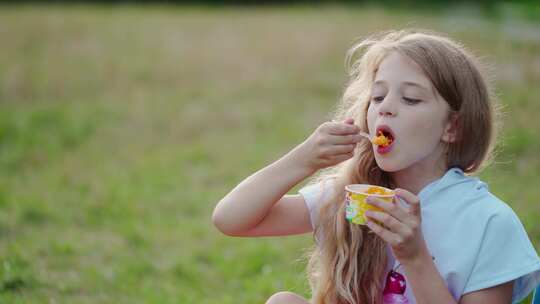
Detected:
[{"left": 406, "top": 114, "right": 445, "bottom": 147}]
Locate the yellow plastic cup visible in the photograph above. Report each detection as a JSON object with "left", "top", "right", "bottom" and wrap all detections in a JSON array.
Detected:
[{"left": 345, "top": 184, "right": 395, "bottom": 225}]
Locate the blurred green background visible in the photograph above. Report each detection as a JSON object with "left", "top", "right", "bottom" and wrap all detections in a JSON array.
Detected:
[{"left": 1, "top": 2, "right": 539, "bottom": 303}]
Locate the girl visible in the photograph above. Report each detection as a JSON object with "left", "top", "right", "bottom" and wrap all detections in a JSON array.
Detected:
[{"left": 212, "top": 29, "right": 540, "bottom": 304}]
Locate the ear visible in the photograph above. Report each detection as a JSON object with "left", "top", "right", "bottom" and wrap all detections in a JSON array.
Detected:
[{"left": 442, "top": 112, "right": 459, "bottom": 143}]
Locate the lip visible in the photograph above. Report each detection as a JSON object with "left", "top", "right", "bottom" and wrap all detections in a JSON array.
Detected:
[{"left": 375, "top": 124, "right": 395, "bottom": 154}]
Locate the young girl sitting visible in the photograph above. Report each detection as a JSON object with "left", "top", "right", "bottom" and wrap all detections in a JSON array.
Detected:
[{"left": 212, "top": 29, "right": 540, "bottom": 304}]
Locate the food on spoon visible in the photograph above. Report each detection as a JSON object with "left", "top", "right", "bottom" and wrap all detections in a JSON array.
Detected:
[{"left": 372, "top": 131, "right": 393, "bottom": 147}]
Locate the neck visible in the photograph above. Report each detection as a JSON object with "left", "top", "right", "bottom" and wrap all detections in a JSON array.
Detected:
[{"left": 390, "top": 145, "right": 449, "bottom": 195}]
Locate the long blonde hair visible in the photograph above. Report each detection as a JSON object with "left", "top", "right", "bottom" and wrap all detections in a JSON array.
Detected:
[{"left": 305, "top": 29, "right": 501, "bottom": 304}]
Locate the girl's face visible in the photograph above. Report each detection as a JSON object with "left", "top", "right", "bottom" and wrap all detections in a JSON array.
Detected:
[{"left": 367, "top": 51, "right": 455, "bottom": 173}]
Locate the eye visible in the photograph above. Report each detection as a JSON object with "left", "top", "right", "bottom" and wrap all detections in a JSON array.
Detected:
[
  {"left": 371, "top": 96, "right": 385, "bottom": 103},
  {"left": 403, "top": 97, "right": 422, "bottom": 104}
]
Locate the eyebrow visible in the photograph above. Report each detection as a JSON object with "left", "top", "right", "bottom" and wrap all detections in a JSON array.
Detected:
[{"left": 373, "top": 80, "right": 430, "bottom": 92}]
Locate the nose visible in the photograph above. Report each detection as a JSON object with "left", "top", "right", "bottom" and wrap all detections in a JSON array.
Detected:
[
  {"left": 378, "top": 96, "right": 397, "bottom": 117},
  {"left": 379, "top": 108, "right": 394, "bottom": 117}
]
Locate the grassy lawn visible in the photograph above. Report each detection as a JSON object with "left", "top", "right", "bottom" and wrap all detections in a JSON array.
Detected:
[{"left": 0, "top": 4, "right": 539, "bottom": 303}]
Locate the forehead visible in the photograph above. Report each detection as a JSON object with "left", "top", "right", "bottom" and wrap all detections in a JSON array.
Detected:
[{"left": 373, "top": 51, "right": 432, "bottom": 91}]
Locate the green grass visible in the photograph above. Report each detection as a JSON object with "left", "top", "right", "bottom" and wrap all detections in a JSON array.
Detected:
[{"left": 0, "top": 4, "right": 539, "bottom": 303}]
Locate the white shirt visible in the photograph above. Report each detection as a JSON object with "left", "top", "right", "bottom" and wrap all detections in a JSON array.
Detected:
[{"left": 298, "top": 167, "right": 540, "bottom": 303}]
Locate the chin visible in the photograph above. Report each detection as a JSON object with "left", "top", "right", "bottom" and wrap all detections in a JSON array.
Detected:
[
  {"left": 374, "top": 156, "right": 408, "bottom": 173},
  {"left": 377, "top": 164, "right": 400, "bottom": 173}
]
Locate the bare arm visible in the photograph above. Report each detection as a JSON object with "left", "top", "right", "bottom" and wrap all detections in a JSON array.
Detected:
[
  {"left": 212, "top": 150, "right": 315, "bottom": 236},
  {"left": 459, "top": 281, "right": 513, "bottom": 304},
  {"left": 212, "top": 118, "right": 364, "bottom": 236}
]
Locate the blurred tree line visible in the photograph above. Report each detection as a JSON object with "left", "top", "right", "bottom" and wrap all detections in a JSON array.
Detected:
[
  {"left": 0, "top": 0, "right": 536, "bottom": 5},
  {"left": 1, "top": 0, "right": 538, "bottom": 18},
  {"left": 2, "top": 0, "right": 538, "bottom": 24}
]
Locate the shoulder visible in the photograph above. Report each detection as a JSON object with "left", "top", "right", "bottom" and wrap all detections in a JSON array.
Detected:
[
  {"left": 460, "top": 191, "right": 540, "bottom": 301},
  {"left": 434, "top": 171, "right": 518, "bottom": 226},
  {"left": 456, "top": 187, "right": 538, "bottom": 265},
  {"left": 422, "top": 176, "right": 527, "bottom": 247},
  {"left": 298, "top": 178, "right": 338, "bottom": 208},
  {"left": 422, "top": 171, "right": 540, "bottom": 301},
  {"left": 298, "top": 178, "right": 338, "bottom": 228},
  {"left": 462, "top": 188, "right": 520, "bottom": 228}
]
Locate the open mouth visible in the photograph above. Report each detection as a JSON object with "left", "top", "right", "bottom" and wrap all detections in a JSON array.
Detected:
[{"left": 374, "top": 125, "right": 395, "bottom": 153}]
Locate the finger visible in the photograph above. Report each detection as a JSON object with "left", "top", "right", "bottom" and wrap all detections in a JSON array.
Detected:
[
  {"left": 343, "top": 118, "right": 355, "bottom": 125},
  {"left": 365, "top": 210, "right": 405, "bottom": 234},
  {"left": 366, "top": 219, "right": 400, "bottom": 245},
  {"left": 394, "top": 188, "right": 422, "bottom": 218},
  {"left": 327, "top": 122, "right": 359, "bottom": 135},
  {"left": 366, "top": 196, "right": 410, "bottom": 224},
  {"left": 327, "top": 134, "right": 364, "bottom": 145}
]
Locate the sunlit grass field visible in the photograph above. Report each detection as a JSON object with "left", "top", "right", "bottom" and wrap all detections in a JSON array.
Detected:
[{"left": 1, "top": 4, "right": 539, "bottom": 303}]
